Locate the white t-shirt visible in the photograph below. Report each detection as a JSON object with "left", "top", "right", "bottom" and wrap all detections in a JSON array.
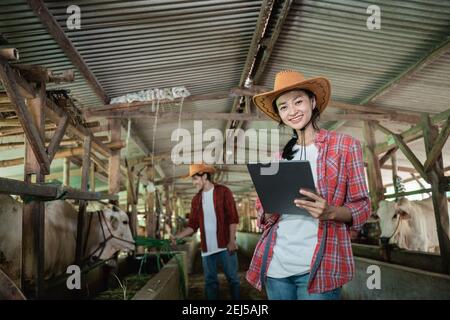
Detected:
[
  {"left": 201, "top": 187, "right": 227, "bottom": 257},
  {"left": 267, "top": 143, "right": 320, "bottom": 278}
]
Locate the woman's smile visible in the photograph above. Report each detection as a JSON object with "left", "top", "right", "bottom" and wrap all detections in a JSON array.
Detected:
[{"left": 289, "top": 114, "right": 304, "bottom": 124}]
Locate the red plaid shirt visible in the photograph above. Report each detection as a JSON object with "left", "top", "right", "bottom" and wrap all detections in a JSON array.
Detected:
[
  {"left": 246, "top": 129, "right": 371, "bottom": 293},
  {"left": 188, "top": 183, "right": 239, "bottom": 253}
]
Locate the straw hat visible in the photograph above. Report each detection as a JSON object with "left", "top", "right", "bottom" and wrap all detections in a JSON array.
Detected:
[
  {"left": 185, "top": 163, "right": 216, "bottom": 178},
  {"left": 253, "top": 70, "right": 331, "bottom": 122}
]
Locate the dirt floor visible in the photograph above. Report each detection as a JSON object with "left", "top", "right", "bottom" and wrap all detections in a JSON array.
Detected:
[{"left": 187, "top": 248, "right": 267, "bottom": 300}]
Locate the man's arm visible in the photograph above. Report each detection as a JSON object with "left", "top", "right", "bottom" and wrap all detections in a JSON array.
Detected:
[
  {"left": 227, "top": 223, "right": 238, "bottom": 252},
  {"left": 171, "top": 197, "right": 199, "bottom": 245},
  {"left": 171, "top": 227, "right": 195, "bottom": 245}
]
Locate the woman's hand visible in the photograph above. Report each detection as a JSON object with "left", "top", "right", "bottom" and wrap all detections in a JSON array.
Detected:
[
  {"left": 294, "top": 189, "right": 335, "bottom": 220},
  {"left": 227, "top": 239, "right": 238, "bottom": 253},
  {"left": 264, "top": 213, "right": 276, "bottom": 221}
]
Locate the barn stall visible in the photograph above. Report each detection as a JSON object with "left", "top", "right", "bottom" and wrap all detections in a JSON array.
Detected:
[{"left": 0, "top": 0, "right": 449, "bottom": 300}]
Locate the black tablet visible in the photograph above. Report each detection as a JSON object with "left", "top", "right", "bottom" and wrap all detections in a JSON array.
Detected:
[{"left": 247, "top": 160, "right": 317, "bottom": 215}]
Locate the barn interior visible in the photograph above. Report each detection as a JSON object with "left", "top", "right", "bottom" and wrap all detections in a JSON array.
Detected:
[{"left": 0, "top": 0, "right": 449, "bottom": 301}]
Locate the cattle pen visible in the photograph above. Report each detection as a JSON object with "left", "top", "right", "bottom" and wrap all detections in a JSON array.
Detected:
[{"left": 0, "top": 0, "right": 450, "bottom": 303}]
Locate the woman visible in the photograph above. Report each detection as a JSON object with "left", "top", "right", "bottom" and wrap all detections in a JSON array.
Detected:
[{"left": 246, "top": 70, "right": 371, "bottom": 300}]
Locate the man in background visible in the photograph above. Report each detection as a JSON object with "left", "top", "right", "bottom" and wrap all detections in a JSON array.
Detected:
[{"left": 172, "top": 164, "right": 240, "bottom": 300}]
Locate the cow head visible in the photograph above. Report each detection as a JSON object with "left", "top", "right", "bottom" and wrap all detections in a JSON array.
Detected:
[
  {"left": 394, "top": 197, "right": 412, "bottom": 220},
  {"left": 95, "top": 207, "right": 135, "bottom": 260},
  {"left": 377, "top": 200, "right": 400, "bottom": 245}
]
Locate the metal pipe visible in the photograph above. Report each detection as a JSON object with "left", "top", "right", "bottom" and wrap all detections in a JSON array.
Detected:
[{"left": 0, "top": 48, "right": 19, "bottom": 61}]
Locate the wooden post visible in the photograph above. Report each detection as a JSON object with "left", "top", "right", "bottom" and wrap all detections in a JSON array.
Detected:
[
  {"left": 75, "top": 136, "right": 91, "bottom": 265},
  {"left": 391, "top": 152, "right": 399, "bottom": 201},
  {"left": 108, "top": 119, "right": 121, "bottom": 202},
  {"left": 145, "top": 167, "right": 156, "bottom": 238},
  {"left": 90, "top": 163, "right": 95, "bottom": 191},
  {"left": 155, "top": 188, "right": 162, "bottom": 239},
  {"left": 363, "top": 121, "right": 384, "bottom": 211},
  {"left": 126, "top": 162, "right": 137, "bottom": 238},
  {"left": 22, "top": 83, "right": 46, "bottom": 299},
  {"left": 146, "top": 187, "right": 156, "bottom": 238},
  {"left": 422, "top": 114, "right": 450, "bottom": 274},
  {"left": 63, "top": 158, "right": 70, "bottom": 186},
  {"left": 164, "top": 184, "right": 172, "bottom": 237}
]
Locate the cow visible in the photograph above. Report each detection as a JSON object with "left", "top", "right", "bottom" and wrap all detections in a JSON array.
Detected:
[
  {"left": 0, "top": 194, "right": 135, "bottom": 286},
  {"left": 376, "top": 197, "right": 449, "bottom": 253}
]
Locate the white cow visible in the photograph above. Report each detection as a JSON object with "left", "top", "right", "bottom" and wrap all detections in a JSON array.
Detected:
[
  {"left": 0, "top": 194, "right": 135, "bottom": 285},
  {"left": 377, "top": 197, "right": 449, "bottom": 253}
]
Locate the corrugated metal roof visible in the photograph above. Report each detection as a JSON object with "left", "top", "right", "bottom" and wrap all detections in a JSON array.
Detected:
[
  {"left": 0, "top": 0, "right": 104, "bottom": 108},
  {"left": 260, "top": 0, "right": 450, "bottom": 105},
  {"left": 0, "top": 0, "right": 449, "bottom": 200},
  {"left": 374, "top": 50, "right": 450, "bottom": 113},
  {"left": 45, "top": 0, "right": 262, "bottom": 97}
]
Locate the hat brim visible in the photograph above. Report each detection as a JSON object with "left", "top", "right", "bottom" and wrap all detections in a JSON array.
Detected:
[
  {"left": 252, "top": 77, "right": 331, "bottom": 122},
  {"left": 183, "top": 167, "right": 216, "bottom": 179}
]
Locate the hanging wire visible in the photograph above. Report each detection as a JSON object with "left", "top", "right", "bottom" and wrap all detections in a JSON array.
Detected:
[
  {"left": 151, "top": 98, "right": 161, "bottom": 181},
  {"left": 125, "top": 117, "right": 132, "bottom": 157},
  {"left": 170, "top": 97, "right": 185, "bottom": 235}
]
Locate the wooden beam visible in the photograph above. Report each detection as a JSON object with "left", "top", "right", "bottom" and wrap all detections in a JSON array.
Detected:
[
  {"left": 21, "top": 81, "right": 47, "bottom": 297},
  {"left": 84, "top": 86, "right": 422, "bottom": 124},
  {"left": 26, "top": 0, "right": 150, "bottom": 157},
  {"left": 363, "top": 121, "right": 384, "bottom": 210},
  {"left": 393, "top": 133, "right": 427, "bottom": 181},
  {"left": 391, "top": 152, "right": 399, "bottom": 201},
  {"left": 423, "top": 115, "right": 450, "bottom": 172},
  {"left": 120, "top": 118, "right": 150, "bottom": 155},
  {"left": 0, "top": 124, "right": 56, "bottom": 138},
  {"left": 379, "top": 147, "right": 398, "bottom": 166},
  {"left": 126, "top": 160, "right": 137, "bottom": 237},
  {"left": 375, "top": 108, "right": 450, "bottom": 155},
  {"left": 0, "top": 144, "right": 115, "bottom": 168},
  {"left": 224, "top": 0, "right": 276, "bottom": 162},
  {"left": 0, "top": 63, "right": 50, "bottom": 172},
  {"left": 89, "top": 124, "right": 110, "bottom": 133},
  {"left": 145, "top": 167, "right": 156, "bottom": 238},
  {"left": 76, "top": 136, "right": 91, "bottom": 265},
  {"left": 163, "top": 184, "right": 173, "bottom": 236},
  {"left": 253, "top": 0, "right": 293, "bottom": 82},
  {"left": 384, "top": 188, "right": 433, "bottom": 199},
  {"left": 409, "top": 173, "right": 430, "bottom": 196},
  {"left": 380, "top": 164, "right": 418, "bottom": 174},
  {"left": 0, "top": 268, "right": 25, "bottom": 300},
  {"left": 63, "top": 157, "right": 70, "bottom": 186},
  {"left": 90, "top": 163, "right": 96, "bottom": 192},
  {"left": 0, "top": 118, "right": 23, "bottom": 127},
  {"left": 87, "top": 109, "right": 408, "bottom": 123},
  {"left": 69, "top": 156, "right": 111, "bottom": 187},
  {"left": 0, "top": 177, "right": 118, "bottom": 201},
  {"left": 45, "top": 97, "right": 111, "bottom": 157},
  {"left": 0, "top": 63, "right": 36, "bottom": 99},
  {"left": 46, "top": 113, "right": 69, "bottom": 163},
  {"left": 108, "top": 119, "right": 121, "bottom": 195},
  {"left": 26, "top": 0, "right": 108, "bottom": 103},
  {"left": 14, "top": 64, "right": 74, "bottom": 85},
  {"left": 421, "top": 113, "right": 450, "bottom": 274},
  {"left": 84, "top": 91, "right": 230, "bottom": 117}
]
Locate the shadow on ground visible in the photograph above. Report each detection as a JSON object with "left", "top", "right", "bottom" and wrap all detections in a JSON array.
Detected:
[{"left": 187, "top": 249, "right": 267, "bottom": 300}]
